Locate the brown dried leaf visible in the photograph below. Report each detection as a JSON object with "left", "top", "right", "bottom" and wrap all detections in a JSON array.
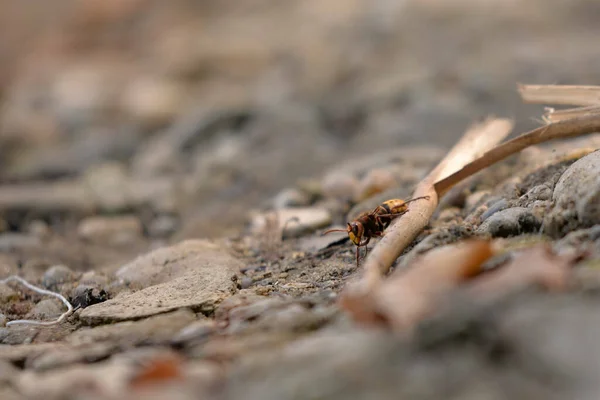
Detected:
[
  {"left": 340, "top": 239, "right": 494, "bottom": 333},
  {"left": 467, "top": 244, "right": 578, "bottom": 301}
]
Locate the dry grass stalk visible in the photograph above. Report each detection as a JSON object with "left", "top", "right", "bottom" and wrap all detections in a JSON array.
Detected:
[
  {"left": 434, "top": 111, "right": 600, "bottom": 196},
  {"left": 338, "top": 118, "right": 513, "bottom": 319},
  {"left": 518, "top": 84, "right": 600, "bottom": 106},
  {"left": 542, "top": 105, "right": 600, "bottom": 124}
]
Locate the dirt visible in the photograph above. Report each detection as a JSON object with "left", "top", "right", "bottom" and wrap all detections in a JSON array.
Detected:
[{"left": 2, "top": 1, "right": 600, "bottom": 399}]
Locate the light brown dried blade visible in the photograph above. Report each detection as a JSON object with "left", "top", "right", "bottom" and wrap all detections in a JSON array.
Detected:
[
  {"left": 370, "top": 239, "right": 494, "bottom": 333},
  {"left": 434, "top": 112, "right": 600, "bottom": 197},
  {"left": 467, "top": 244, "right": 577, "bottom": 301},
  {"left": 518, "top": 84, "right": 600, "bottom": 106},
  {"left": 542, "top": 105, "right": 600, "bottom": 124}
]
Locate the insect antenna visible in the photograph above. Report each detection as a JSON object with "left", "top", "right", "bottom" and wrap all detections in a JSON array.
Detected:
[{"left": 322, "top": 228, "right": 348, "bottom": 235}]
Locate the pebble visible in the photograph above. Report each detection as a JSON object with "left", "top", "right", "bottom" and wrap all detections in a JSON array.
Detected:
[
  {"left": 25, "top": 299, "right": 64, "bottom": 320},
  {"left": 480, "top": 198, "right": 509, "bottom": 221},
  {"left": 26, "top": 342, "right": 116, "bottom": 372},
  {"left": 0, "top": 314, "right": 6, "bottom": 327},
  {"left": 545, "top": 150, "right": 600, "bottom": 235},
  {"left": 68, "top": 309, "right": 197, "bottom": 346},
  {"left": 352, "top": 168, "right": 398, "bottom": 203},
  {"left": 0, "top": 233, "right": 41, "bottom": 252},
  {"left": 77, "top": 215, "right": 143, "bottom": 246},
  {"left": 147, "top": 214, "right": 179, "bottom": 238},
  {"left": 0, "top": 283, "right": 17, "bottom": 303},
  {"left": 250, "top": 208, "right": 332, "bottom": 239},
  {"left": 477, "top": 207, "right": 541, "bottom": 238},
  {"left": 80, "top": 240, "right": 243, "bottom": 323},
  {"left": 272, "top": 188, "right": 313, "bottom": 209},
  {"left": 116, "top": 239, "right": 240, "bottom": 289},
  {"left": 42, "top": 265, "right": 75, "bottom": 289},
  {"left": 171, "top": 319, "right": 217, "bottom": 345}
]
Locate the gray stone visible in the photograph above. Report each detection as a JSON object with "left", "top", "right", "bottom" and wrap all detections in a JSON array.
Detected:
[
  {"left": 25, "top": 342, "right": 116, "bottom": 371},
  {"left": 0, "top": 283, "right": 17, "bottom": 304},
  {"left": 250, "top": 208, "right": 332, "bottom": 239},
  {"left": 42, "top": 265, "right": 75, "bottom": 289},
  {"left": 69, "top": 309, "right": 197, "bottom": 345},
  {"left": 477, "top": 207, "right": 541, "bottom": 237},
  {"left": 77, "top": 215, "right": 143, "bottom": 245},
  {"left": 80, "top": 240, "right": 242, "bottom": 323},
  {"left": 480, "top": 198, "right": 509, "bottom": 221},
  {"left": 0, "top": 314, "right": 6, "bottom": 327},
  {"left": 115, "top": 239, "right": 240, "bottom": 289},
  {"left": 25, "top": 299, "right": 64, "bottom": 320}
]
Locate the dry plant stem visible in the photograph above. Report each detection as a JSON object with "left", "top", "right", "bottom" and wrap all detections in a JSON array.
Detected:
[
  {"left": 356, "top": 118, "right": 513, "bottom": 290},
  {"left": 0, "top": 275, "right": 74, "bottom": 327},
  {"left": 518, "top": 84, "right": 600, "bottom": 106},
  {"left": 434, "top": 113, "right": 600, "bottom": 196},
  {"left": 543, "top": 105, "right": 600, "bottom": 123}
]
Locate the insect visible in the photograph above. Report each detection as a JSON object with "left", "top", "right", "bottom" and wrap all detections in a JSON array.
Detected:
[{"left": 323, "top": 196, "right": 430, "bottom": 267}]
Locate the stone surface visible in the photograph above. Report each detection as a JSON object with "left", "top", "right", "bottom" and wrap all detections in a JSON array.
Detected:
[
  {"left": 42, "top": 265, "right": 75, "bottom": 289},
  {"left": 69, "top": 309, "right": 197, "bottom": 346},
  {"left": 25, "top": 299, "right": 64, "bottom": 320},
  {"left": 77, "top": 215, "right": 143, "bottom": 246},
  {"left": 477, "top": 207, "right": 541, "bottom": 237},
  {"left": 80, "top": 240, "right": 242, "bottom": 323},
  {"left": 115, "top": 239, "right": 241, "bottom": 289}
]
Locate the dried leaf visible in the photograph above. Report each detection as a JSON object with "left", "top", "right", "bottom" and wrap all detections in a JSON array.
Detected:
[
  {"left": 467, "top": 244, "right": 578, "bottom": 300},
  {"left": 340, "top": 239, "right": 495, "bottom": 332},
  {"left": 518, "top": 84, "right": 600, "bottom": 106},
  {"left": 129, "top": 355, "right": 184, "bottom": 389}
]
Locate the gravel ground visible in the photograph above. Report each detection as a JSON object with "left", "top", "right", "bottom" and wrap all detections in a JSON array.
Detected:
[{"left": 2, "top": 1, "right": 600, "bottom": 399}]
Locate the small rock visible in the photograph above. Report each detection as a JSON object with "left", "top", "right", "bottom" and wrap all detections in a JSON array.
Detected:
[
  {"left": 480, "top": 198, "right": 509, "bottom": 221},
  {"left": 477, "top": 207, "right": 541, "bottom": 237},
  {"left": 147, "top": 214, "right": 179, "bottom": 238},
  {"left": 77, "top": 215, "right": 143, "bottom": 246},
  {"left": 116, "top": 239, "right": 240, "bottom": 289},
  {"left": 298, "top": 231, "right": 347, "bottom": 253},
  {"left": 250, "top": 208, "right": 332, "bottom": 239},
  {"left": 0, "top": 233, "right": 41, "bottom": 252},
  {"left": 464, "top": 190, "right": 491, "bottom": 212},
  {"left": 0, "top": 359, "right": 17, "bottom": 384},
  {"left": 69, "top": 309, "right": 196, "bottom": 346},
  {"left": 42, "top": 265, "right": 75, "bottom": 289},
  {"left": 0, "top": 314, "right": 6, "bottom": 327},
  {"left": 353, "top": 168, "right": 398, "bottom": 202},
  {"left": 26, "top": 299, "right": 64, "bottom": 320},
  {"left": 79, "top": 271, "right": 109, "bottom": 287},
  {"left": 27, "top": 220, "right": 51, "bottom": 239},
  {"left": 82, "top": 162, "right": 130, "bottom": 212},
  {"left": 0, "top": 325, "right": 40, "bottom": 345},
  {"left": 171, "top": 319, "right": 216, "bottom": 345},
  {"left": 321, "top": 173, "right": 359, "bottom": 200},
  {"left": 0, "top": 283, "right": 17, "bottom": 303},
  {"left": 81, "top": 240, "right": 242, "bottom": 322},
  {"left": 545, "top": 150, "right": 600, "bottom": 236},
  {"left": 26, "top": 342, "right": 116, "bottom": 372},
  {"left": 273, "top": 188, "right": 313, "bottom": 209}
]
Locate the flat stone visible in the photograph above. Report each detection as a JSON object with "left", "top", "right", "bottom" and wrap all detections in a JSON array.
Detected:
[
  {"left": 115, "top": 239, "right": 239, "bottom": 289},
  {"left": 25, "top": 342, "right": 116, "bottom": 371},
  {"left": 77, "top": 215, "right": 143, "bottom": 246},
  {"left": 68, "top": 309, "right": 197, "bottom": 345},
  {"left": 477, "top": 207, "right": 541, "bottom": 237},
  {"left": 80, "top": 240, "right": 242, "bottom": 323}
]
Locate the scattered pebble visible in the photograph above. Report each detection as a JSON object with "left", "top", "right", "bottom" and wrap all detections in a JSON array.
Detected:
[
  {"left": 42, "top": 265, "right": 75, "bottom": 289},
  {"left": 273, "top": 188, "right": 314, "bottom": 209},
  {"left": 80, "top": 240, "right": 242, "bottom": 323},
  {"left": 116, "top": 239, "right": 241, "bottom": 289},
  {"left": 147, "top": 214, "right": 180, "bottom": 238},
  {"left": 250, "top": 208, "right": 332, "bottom": 239},
  {"left": 26, "top": 299, "right": 64, "bottom": 320},
  {"left": 480, "top": 198, "right": 509, "bottom": 221},
  {"left": 0, "top": 314, "right": 6, "bottom": 327},
  {"left": 0, "top": 283, "right": 17, "bottom": 304},
  {"left": 477, "top": 207, "right": 541, "bottom": 238},
  {"left": 0, "top": 233, "right": 41, "bottom": 252},
  {"left": 77, "top": 215, "right": 143, "bottom": 246}
]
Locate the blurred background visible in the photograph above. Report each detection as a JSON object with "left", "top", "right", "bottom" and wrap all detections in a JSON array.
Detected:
[{"left": 1, "top": 0, "right": 599, "bottom": 240}]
